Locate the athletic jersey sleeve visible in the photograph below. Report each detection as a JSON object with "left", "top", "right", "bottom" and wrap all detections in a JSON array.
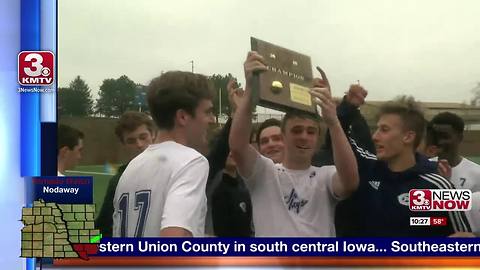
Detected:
[
  {"left": 324, "top": 165, "right": 345, "bottom": 201},
  {"left": 315, "top": 97, "right": 374, "bottom": 167},
  {"left": 348, "top": 137, "right": 377, "bottom": 171},
  {"left": 238, "top": 152, "right": 272, "bottom": 190},
  {"left": 161, "top": 156, "right": 209, "bottom": 236},
  {"left": 330, "top": 97, "right": 377, "bottom": 170},
  {"left": 419, "top": 173, "right": 472, "bottom": 234}
]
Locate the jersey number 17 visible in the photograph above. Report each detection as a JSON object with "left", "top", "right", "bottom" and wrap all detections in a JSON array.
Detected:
[{"left": 117, "top": 190, "right": 151, "bottom": 237}]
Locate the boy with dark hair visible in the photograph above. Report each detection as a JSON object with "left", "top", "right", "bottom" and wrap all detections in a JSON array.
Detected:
[
  {"left": 114, "top": 111, "right": 156, "bottom": 159},
  {"left": 428, "top": 112, "right": 480, "bottom": 192},
  {"left": 426, "top": 112, "right": 480, "bottom": 235},
  {"left": 96, "top": 111, "right": 155, "bottom": 237},
  {"left": 57, "top": 124, "right": 84, "bottom": 176},
  {"left": 256, "top": 118, "right": 284, "bottom": 163},
  {"left": 113, "top": 71, "right": 215, "bottom": 237}
]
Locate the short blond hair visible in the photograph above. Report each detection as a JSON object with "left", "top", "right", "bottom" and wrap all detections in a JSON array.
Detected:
[{"left": 377, "top": 95, "right": 426, "bottom": 149}]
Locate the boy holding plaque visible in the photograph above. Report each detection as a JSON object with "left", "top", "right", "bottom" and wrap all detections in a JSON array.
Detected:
[{"left": 229, "top": 51, "right": 359, "bottom": 236}]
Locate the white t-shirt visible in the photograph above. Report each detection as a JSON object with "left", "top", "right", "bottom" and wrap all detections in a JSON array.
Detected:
[
  {"left": 430, "top": 157, "right": 480, "bottom": 192},
  {"left": 466, "top": 192, "right": 480, "bottom": 236},
  {"left": 242, "top": 153, "right": 340, "bottom": 237},
  {"left": 451, "top": 158, "right": 480, "bottom": 192},
  {"left": 113, "top": 141, "right": 209, "bottom": 237},
  {"left": 431, "top": 157, "right": 480, "bottom": 234}
]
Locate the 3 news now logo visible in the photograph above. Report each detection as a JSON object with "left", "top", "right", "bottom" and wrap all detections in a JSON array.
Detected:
[
  {"left": 18, "top": 51, "right": 54, "bottom": 86},
  {"left": 409, "top": 189, "right": 472, "bottom": 211}
]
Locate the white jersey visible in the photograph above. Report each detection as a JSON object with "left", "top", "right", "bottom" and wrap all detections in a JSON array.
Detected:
[
  {"left": 241, "top": 153, "right": 341, "bottom": 236},
  {"left": 113, "top": 141, "right": 209, "bottom": 237},
  {"left": 466, "top": 192, "right": 480, "bottom": 236},
  {"left": 451, "top": 158, "right": 480, "bottom": 192},
  {"left": 429, "top": 157, "right": 480, "bottom": 192},
  {"left": 430, "top": 157, "right": 480, "bottom": 235}
]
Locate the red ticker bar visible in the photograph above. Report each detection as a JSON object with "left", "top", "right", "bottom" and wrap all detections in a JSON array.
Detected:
[{"left": 430, "top": 217, "right": 448, "bottom": 226}]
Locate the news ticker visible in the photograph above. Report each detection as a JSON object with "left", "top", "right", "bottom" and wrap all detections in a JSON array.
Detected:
[
  {"left": 25, "top": 179, "right": 475, "bottom": 260},
  {"left": 92, "top": 238, "right": 480, "bottom": 257}
]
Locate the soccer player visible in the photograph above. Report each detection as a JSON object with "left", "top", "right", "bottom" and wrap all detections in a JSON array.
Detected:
[
  {"left": 57, "top": 124, "right": 84, "bottom": 176},
  {"left": 428, "top": 112, "right": 480, "bottom": 192},
  {"left": 96, "top": 111, "right": 155, "bottom": 237},
  {"left": 341, "top": 96, "right": 471, "bottom": 236},
  {"left": 112, "top": 71, "right": 215, "bottom": 237},
  {"left": 229, "top": 51, "right": 359, "bottom": 236},
  {"left": 204, "top": 79, "right": 253, "bottom": 237}
]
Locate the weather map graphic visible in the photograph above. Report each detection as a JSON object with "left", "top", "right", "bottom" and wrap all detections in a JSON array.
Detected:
[{"left": 21, "top": 199, "right": 100, "bottom": 260}]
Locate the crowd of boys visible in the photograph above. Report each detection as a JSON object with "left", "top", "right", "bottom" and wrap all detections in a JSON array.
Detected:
[{"left": 58, "top": 51, "right": 480, "bottom": 237}]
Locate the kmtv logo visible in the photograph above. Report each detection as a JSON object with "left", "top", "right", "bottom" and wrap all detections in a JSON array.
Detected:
[
  {"left": 18, "top": 51, "right": 54, "bottom": 86},
  {"left": 409, "top": 189, "right": 472, "bottom": 211}
]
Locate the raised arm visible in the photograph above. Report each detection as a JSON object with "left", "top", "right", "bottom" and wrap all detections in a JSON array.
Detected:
[
  {"left": 206, "top": 79, "right": 243, "bottom": 183},
  {"left": 310, "top": 78, "right": 359, "bottom": 198},
  {"left": 229, "top": 52, "right": 267, "bottom": 178},
  {"left": 206, "top": 117, "right": 232, "bottom": 182},
  {"left": 313, "top": 84, "right": 374, "bottom": 167}
]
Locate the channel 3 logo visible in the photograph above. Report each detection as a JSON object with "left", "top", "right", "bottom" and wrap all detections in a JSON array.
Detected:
[
  {"left": 409, "top": 189, "right": 432, "bottom": 210},
  {"left": 409, "top": 189, "right": 472, "bottom": 211},
  {"left": 18, "top": 51, "right": 55, "bottom": 86}
]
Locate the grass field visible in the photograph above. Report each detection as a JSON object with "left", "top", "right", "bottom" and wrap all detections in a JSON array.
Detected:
[
  {"left": 470, "top": 156, "right": 480, "bottom": 164},
  {"left": 67, "top": 157, "right": 480, "bottom": 218}
]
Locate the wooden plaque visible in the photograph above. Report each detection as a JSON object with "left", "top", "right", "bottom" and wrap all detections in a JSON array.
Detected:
[{"left": 251, "top": 37, "right": 315, "bottom": 114}]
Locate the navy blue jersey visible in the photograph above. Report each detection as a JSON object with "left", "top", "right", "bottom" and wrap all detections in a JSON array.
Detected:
[{"left": 350, "top": 138, "right": 471, "bottom": 236}]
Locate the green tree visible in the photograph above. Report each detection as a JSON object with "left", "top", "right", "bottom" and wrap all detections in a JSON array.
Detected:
[
  {"left": 58, "top": 76, "right": 94, "bottom": 117},
  {"left": 96, "top": 75, "right": 137, "bottom": 117}
]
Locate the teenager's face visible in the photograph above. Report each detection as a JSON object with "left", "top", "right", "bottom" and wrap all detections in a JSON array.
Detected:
[
  {"left": 186, "top": 99, "right": 215, "bottom": 152},
  {"left": 432, "top": 124, "right": 461, "bottom": 158},
  {"left": 372, "top": 114, "right": 414, "bottom": 161},
  {"left": 63, "top": 139, "right": 84, "bottom": 170},
  {"left": 122, "top": 124, "right": 154, "bottom": 158},
  {"left": 258, "top": 126, "right": 284, "bottom": 163},
  {"left": 283, "top": 117, "right": 319, "bottom": 163}
]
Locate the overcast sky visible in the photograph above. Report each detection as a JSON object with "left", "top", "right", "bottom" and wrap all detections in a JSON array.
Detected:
[{"left": 58, "top": 0, "right": 480, "bottom": 105}]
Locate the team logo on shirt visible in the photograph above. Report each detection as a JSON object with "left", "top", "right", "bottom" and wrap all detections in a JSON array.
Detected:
[
  {"left": 239, "top": 202, "right": 247, "bottom": 213},
  {"left": 284, "top": 188, "right": 308, "bottom": 214},
  {"left": 368, "top": 181, "right": 381, "bottom": 190},
  {"left": 397, "top": 193, "right": 410, "bottom": 206}
]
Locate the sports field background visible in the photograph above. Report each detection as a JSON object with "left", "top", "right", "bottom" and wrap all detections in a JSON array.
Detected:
[
  {"left": 66, "top": 156, "right": 480, "bottom": 219},
  {"left": 65, "top": 165, "right": 116, "bottom": 217}
]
